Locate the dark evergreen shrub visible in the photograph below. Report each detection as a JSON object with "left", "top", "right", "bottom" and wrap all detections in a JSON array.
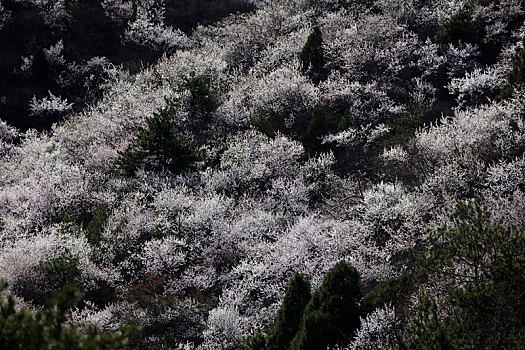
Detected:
[
  {"left": 32, "top": 47, "right": 51, "bottom": 84},
  {"left": 266, "top": 273, "right": 311, "bottom": 350},
  {"left": 291, "top": 261, "right": 362, "bottom": 349},
  {"left": 180, "top": 74, "right": 219, "bottom": 123},
  {"left": 300, "top": 27, "right": 327, "bottom": 84},
  {"left": 118, "top": 102, "right": 203, "bottom": 176},
  {"left": 434, "top": 9, "right": 480, "bottom": 47},
  {"left": 86, "top": 205, "right": 108, "bottom": 246},
  {"left": 301, "top": 105, "right": 332, "bottom": 152}
]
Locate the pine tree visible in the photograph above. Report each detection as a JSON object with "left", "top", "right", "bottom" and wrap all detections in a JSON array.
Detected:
[
  {"left": 266, "top": 273, "right": 311, "bottom": 350},
  {"left": 301, "top": 105, "right": 332, "bottom": 152},
  {"left": 118, "top": 101, "right": 203, "bottom": 176},
  {"left": 291, "top": 261, "right": 362, "bottom": 350},
  {"left": 434, "top": 9, "right": 480, "bottom": 47},
  {"left": 181, "top": 74, "right": 219, "bottom": 123},
  {"left": 417, "top": 198, "right": 525, "bottom": 349},
  {"left": 300, "top": 27, "right": 327, "bottom": 84},
  {"left": 362, "top": 273, "right": 416, "bottom": 315}
]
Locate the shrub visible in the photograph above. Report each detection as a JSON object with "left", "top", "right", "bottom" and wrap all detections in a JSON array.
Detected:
[
  {"left": 32, "top": 47, "right": 51, "bottom": 83},
  {"left": 508, "top": 40, "right": 525, "bottom": 86},
  {"left": 0, "top": 281, "right": 139, "bottom": 350},
  {"left": 378, "top": 107, "right": 423, "bottom": 151},
  {"left": 300, "top": 27, "right": 327, "bottom": 84},
  {"left": 498, "top": 38, "right": 525, "bottom": 99},
  {"left": 266, "top": 273, "right": 311, "bottom": 350},
  {"left": 291, "top": 261, "right": 362, "bottom": 349},
  {"left": 86, "top": 205, "right": 108, "bottom": 246},
  {"left": 118, "top": 102, "right": 204, "bottom": 176},
  {"left": 251, "top": 111, "right": 278, "bottom": 139},
  {"left": 301, "top": 105, "right": 333, "bottom": 153},
  {"left": 37, "top": 255, "right": 80, "bottom": 282},
  {"left": 434, "top": 9, "right": 481, "bottom": 47},
  {"left": 336, "top": 113, "right": 352, "bottom": 133},
  {"left": 180, "top": 74, "right": 219, "bottom": 123},
  {"left": 29, "top": 254, "right": 81, "bottom": 304}
]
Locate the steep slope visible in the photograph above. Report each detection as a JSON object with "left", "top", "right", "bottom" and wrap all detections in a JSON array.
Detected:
[{"left": 0, "top": 0, "right": 524, "bottom": 348}]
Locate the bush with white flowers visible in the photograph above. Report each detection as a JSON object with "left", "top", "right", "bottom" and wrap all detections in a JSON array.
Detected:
[{"left": 29, "top": 91, "right": 72, "bottom": 117}]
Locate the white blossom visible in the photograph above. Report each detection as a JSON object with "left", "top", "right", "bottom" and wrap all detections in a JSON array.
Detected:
[
  {"left": 123, "top": 0, "right": 189, "bottom": 52},
  {"left": 0, "top": 4, "right": 11, "bottom": 30},
  {"left": 44, "top": 40, "right": 66, "bottom": 66},
  {"left": 29, "top": 91, "right": 73, "bottom": 117},
  {"left": 19, "top": 56, "right": 33, "bottom": 74},
  {"left": 348, "top": 304, "right": 397, "bottom": 350},
  {"left": 448, "top": 63, "right": 509, "bottom": 107},
  {"left": 446, "top": 42, "right": 480, "bottom": 78},
  {"left": 101, "top": 0, "right": 134, "bottom": 24}
]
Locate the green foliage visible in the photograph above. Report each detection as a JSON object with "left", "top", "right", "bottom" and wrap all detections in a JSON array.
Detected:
[
  {"left": 61, "top": 211, "right": 78, "bottom": 226},
  {"left": 301, "top": 105, "right": 332, "bottom": 152},
  {"left": 300, "top": 27, "right": 327, "bottom": 84},
  {"left": 379, "top": 108, "right": 423, "bottom": 151},
  {"left": 12, "top": 251, "right": 81, "bottom": 305},
  {"left": 266, "top": 273, "right": 311, "bottom": 350},
  {"left": 118, "top": 102, "right": 203, "bottom": 176},
  {"left": 291, "top": 261, "right": 362, "bottom": 349},
  {"left": 496, "top": 86, "right": 514, "bottom": 100},
  {"left": 362, "top": 273, "right": 416, "bottom": 315},
  {"left": 402, "top": 198, "right": 525, "bottom": 349},
  {"left": 246, "top": 265, "right": 361, "bottom": 350},
  {"left": 427, "top": 198, "right": 524, "bottom": 286},
  {"left": 434, "top": 9, "right": 480, "bottom": 47},
  {"left": 0, "top": 282, "right": 139, "bottom": 350},
  {"left": 36, "top": 254, "right": 80, "bottom": 288},
  {"left": 30, "top": 253, "right": 81, "bottom": 304},
  {"left": 336, "top": 113, "right": 352, "bottom": 133},
  {"left": 395, "top": 296, "right": 454, "bottom": 350},
  {"left": 245, "top": 273, "right": 311, "bottom": 350},
  {"left": 508, "top": 40, "right": 525, "bottom": 86},
  {"left": 498, "top": 39, "right": 525, "bottom": 99},
  {"left": 150, "top": 333, "right": 187, "bottom": 350},
  {"left": 86, "top": 205, "right": 107, "bottom": 246},
  {"left": 180, "top": 74, "right": 219, "bottom": 123},
  {"left": 244, "top": 330, "right": 268, "bottom": 350},
  {"left": 291, "top": 310, "right": 334, "bottom": 350},
  {"left": 432, "top": 198, "right": 524, "bottom": 348},
  {"left": 251, "top": 111, "right": 278, "bottom": 138}
]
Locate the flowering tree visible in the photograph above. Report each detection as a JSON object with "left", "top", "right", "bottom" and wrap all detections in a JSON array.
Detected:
[
  {"left": 0, "top": 0, "right": 524, "bottom": 347},
  {"left": 29, "top": 91, "right": 73, "bottom": 118},
  {"left": 123, "top": 0, "right": 189, "bottom": 52}
]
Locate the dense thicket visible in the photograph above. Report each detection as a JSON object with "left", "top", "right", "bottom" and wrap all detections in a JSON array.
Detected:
[
  {"left": 0, "top": 0, "right": 524, "bottom": 349},
  {"left": 0, "top": 0, "right": 253, "bottom": 130},
  {"left": 0, "top": 282, "right": 139, "bottom": 349}
]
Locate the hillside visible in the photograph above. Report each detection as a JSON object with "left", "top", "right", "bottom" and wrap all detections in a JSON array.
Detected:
[
  {"left": 0, "top": 0, "right": 253, "bottom": 130},
  {"left": 0, "top": 0, "right": 524, "bottom": 349}
]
